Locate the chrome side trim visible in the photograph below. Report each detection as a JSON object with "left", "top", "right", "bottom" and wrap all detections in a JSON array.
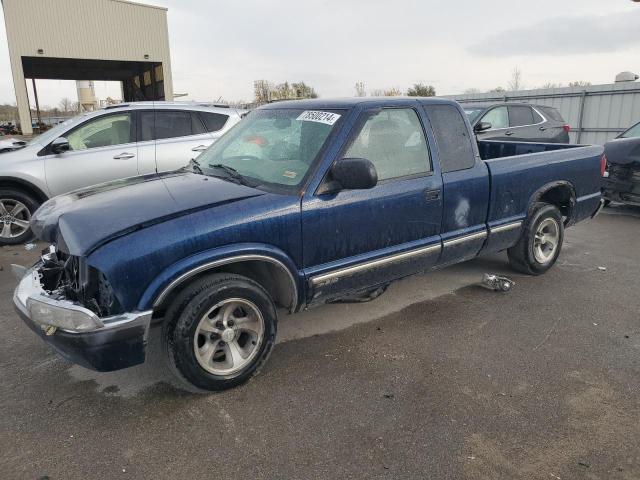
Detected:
[
  {"left": 489, "top": 221, "right": 523, "bottom": 235},
  {"left": 442, "top": 230, "right": 487, "bottom": 248},
  {"left": 153, "top": 254, "right": 299, "bottom": 310},
  {"left": 310, "top": 243, "right": 441, "bottom": 286}
]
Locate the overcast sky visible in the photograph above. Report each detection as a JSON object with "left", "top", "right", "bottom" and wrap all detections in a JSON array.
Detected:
[{"left": 1, "top": 0, "right": 639, "bottom": 108}]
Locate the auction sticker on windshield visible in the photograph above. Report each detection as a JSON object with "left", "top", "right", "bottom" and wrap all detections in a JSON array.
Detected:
[{"left": 296, "top": 111, "right": 341, "bottom": 125}]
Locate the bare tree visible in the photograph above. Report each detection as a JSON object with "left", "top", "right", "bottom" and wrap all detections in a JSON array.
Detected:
[
  {"left": 507, "top": 67, "right": 523, "bottom": 91},
  {"left": 373, "top": 87, "right": 402, "bottom": 97},
  {"left": 541, "top": 82, "right": 563, "bottom": 89},
  {"left": 463, "top": 88, "right": 481, "bottom": 94},
  {"left": 406, "top": 83, "right": 436, "bottom": 97},
  {"left": 59, "top": 97, "right": 74, "bottom": 113},
  {"left": 569, "top": 81, "right": 591, "bottom": 87},
  {"left": 490, "top": 86, "right": 506, "bottom": 93},
  {"left": 355, "top": 81, "right": 366, "bottom": 97},
  {"left": 370, "top": 89, "right": 384, "bottom": 97},
  {"left": 253, "top": 80, "right": 273, "bottom": 104}
]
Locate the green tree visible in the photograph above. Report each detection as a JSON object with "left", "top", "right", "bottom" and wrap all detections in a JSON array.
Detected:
[{"left": 406, "top": 83, "right": 436, "bottom": 97}]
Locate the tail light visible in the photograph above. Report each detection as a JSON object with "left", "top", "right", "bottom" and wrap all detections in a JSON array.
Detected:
[
  {"left": 563, "top": 124, "right": 571, "bottom": 133},
  {"left": 601, "top": 154, "right": 607, "bottom": 177}
]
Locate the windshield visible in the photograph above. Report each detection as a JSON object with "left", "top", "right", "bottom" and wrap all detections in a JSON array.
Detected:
[
  {"left": 196, "top": 108, "right": 343, "bottom": 190},
  {"left": 463, "top": 108, "right": 485, "bottom": 124},
  {"left": 620, "top": 121, "right": 640, "bottom": 139}
]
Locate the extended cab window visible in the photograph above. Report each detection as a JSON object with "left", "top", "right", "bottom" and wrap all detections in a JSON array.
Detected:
[
  {"left": 424, "top": 104, "right": 475, "bottom": 173},
  {"left": 481, "top": 106, "right": 508, "bottom": 129},
  {"left": 509, "top": 106, "right": 535, "bottom": 127},
  {"left": 67, "top": 113, "right": 133, "bottom": 150},
  {"left": 344, "top": 108, "right": 430, "bottom": 181}
]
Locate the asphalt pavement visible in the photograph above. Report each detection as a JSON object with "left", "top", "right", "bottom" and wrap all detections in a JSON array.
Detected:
[{"left": 0, "top": 205, "right": 639, "bottom": 480}]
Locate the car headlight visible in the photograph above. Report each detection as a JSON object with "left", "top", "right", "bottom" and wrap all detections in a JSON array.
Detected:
[{"left": 26, "top": 296, "right": 104, "bottom": 332}]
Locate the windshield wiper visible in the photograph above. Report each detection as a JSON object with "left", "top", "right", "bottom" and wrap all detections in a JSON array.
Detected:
[
  {"left": 210, "top": 164, "right": 247, "bottom": 185},
  {"left": 183, "top": 157, "right": 203, "bottom": 175}
]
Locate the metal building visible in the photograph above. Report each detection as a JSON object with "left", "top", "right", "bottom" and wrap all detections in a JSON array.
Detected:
[
  {"left": 447, "top": 80, "right": 640, "bottom": 144},
  {"left": 2, "top": 0, "right": 173, "bottom": 134}
]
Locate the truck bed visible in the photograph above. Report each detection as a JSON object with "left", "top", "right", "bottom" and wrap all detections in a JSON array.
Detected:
[
  {"left": 481, "top": 141, "right": 604, "bottom": 226},
  {"left": 478, "top": 140, "right": 583, "bottom": 161}
]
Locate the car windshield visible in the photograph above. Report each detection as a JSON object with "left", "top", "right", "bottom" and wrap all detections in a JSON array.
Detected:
[
  {"left": 463, "top": 108, "right": 485, "bottom": 123},
  {"left": 620, "top": 122, "right": 640, "bottom": 138},
  {"left": 196, "top": 108, "right": 343, "bottom": 190}
]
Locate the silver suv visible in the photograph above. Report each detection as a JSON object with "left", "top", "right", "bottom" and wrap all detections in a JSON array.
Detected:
[{"left": 0, "top": 102, "right": 244, "bottom": 245}]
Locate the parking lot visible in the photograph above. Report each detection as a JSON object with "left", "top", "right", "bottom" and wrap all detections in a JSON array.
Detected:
[{"left": 1, "top": 205, "right": 638, "bottom": 480}]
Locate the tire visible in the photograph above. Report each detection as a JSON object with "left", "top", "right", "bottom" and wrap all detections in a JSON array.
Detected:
[
  {"left": 507, "top": 202, "right": 564, "bottom": 275},
  {"left": 0, "top": 188, "right": 40, "bottom": 246},
  {"left": 162, "top": 273, "right": 277, "bottom": 392}
]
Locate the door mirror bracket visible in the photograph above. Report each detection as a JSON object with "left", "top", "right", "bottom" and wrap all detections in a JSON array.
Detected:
[
  {"left": 51, "top": 137, "right": 70, "bottom": 154},
  {"left": 325, "top": 157, "right": 378, "bottom": 192}
]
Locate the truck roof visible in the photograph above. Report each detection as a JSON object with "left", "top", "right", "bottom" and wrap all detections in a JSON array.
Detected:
[{"left": 259, "top": 97, "right": 459, "bottom": 110}]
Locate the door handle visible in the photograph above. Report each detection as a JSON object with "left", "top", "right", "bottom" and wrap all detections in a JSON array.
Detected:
[
  {"left": 113, "top": 152, "right": 135, "bottom": 160},
  {"left": 425, "top": 189, "right": 441, "bottom": 201},
  {"left": 504, "top": 131, "right": 514, "bottom": 136},
  {"left": 191, "top": 145, "right": 208, "bottom": 152}
]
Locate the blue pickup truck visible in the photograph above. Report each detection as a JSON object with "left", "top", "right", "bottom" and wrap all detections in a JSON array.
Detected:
[{"left": 13, "top": 98, "right": 605, "bottom": 391}]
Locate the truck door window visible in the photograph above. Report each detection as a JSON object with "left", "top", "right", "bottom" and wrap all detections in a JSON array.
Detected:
[
  {"left": 424, "top": 104, "right": 475, "bottom": 173},
  {"left": 66, "top": 113, "right": 133, "bottom": 150},
  {"left": 509, "top": 106, "right": 535, "bottom": 127},
  {"left": 481, "top": 107, "right": 508, "bottom": 129},
  {"left": 343, "top": 108, "right": 430, "bottom": 181}
]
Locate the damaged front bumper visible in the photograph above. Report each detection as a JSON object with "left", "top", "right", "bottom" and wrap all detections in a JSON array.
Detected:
[
  {"left": 13, "top": 263, "right": 152, "bottom": 372},
  {"left": 603, "top": 164, "right": 640, "bottom": 206}
]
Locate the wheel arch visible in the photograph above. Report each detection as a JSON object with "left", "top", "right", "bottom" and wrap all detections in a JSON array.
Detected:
[
  {"left": 0, "top": 176, "right": 49, "bottom": 204},
  {"left": 528, "top": 181, "right": 576, "bottom": 226},
  {"left": 147, "top": 253, "right": 301, "bottom": 317}
]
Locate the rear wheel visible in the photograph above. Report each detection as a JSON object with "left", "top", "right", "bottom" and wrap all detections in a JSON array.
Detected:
[
  {"left": 162, "top": 273, "right": 277, "bottom": 392},
  {"left": 0, "top": 189, "right": 39, "bottom": 245},
  {"left": 508, "top": 202, "right": 564, "bottom": 275}
]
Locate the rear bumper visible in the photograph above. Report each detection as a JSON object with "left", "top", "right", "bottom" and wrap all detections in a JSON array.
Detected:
[{"left": 13, "top": 264, "right": 152, "bottom": 372}]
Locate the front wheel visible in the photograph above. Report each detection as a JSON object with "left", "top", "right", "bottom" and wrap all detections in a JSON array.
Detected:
[
  {"left": 508, "top": 202, "right": 564, "bottom": 275},
  {"left": 0, "top": 189, "right": 39, "bottom": 245},
  {"left": 162, "top": 273, "right": 277, "bottom": 392}
]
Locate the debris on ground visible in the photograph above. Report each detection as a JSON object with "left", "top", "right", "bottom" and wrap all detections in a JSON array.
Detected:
[
  {"left": 480, "top": 274, "right": 515, "bottom": 292},
  {"left": 24, "top": 243, "right": 36, "bottom": 251},
  {"left": 597, "top": 266, "right": 607, "bottom": 271}
]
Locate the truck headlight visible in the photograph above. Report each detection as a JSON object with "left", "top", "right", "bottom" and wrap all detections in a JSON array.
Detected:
[{"left": 26, "top": 296, "right": 104, "bottom": 332}]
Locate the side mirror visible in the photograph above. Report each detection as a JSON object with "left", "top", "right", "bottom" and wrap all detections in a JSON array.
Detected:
[
  {"left": 51, "top": 137, "right": 70, "bottom": 154},
  {"left": 474, "top": 122, "right": 492, "bottom": 133},
  {"left": 331, "top": 158, "right": 378, "bottom": 190}
]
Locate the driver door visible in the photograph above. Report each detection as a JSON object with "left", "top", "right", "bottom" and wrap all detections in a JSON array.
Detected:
[
  {"left": 302, "top": 106, "right": 443, "bottom": 304},
  {"left": 44, "top": 112, "right": 140, "bottom": 196}
]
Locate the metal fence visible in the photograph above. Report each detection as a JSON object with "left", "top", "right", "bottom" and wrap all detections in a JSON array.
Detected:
[{"left": 446, "top": 82, "right": 640, "bottom": 144}]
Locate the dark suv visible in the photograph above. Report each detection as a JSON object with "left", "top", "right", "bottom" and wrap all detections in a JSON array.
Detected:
[{"left": 461, "top": 102, "right": 570, "bottom": 143}]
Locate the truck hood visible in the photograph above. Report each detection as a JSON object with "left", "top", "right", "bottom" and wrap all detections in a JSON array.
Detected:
[{"left": 31, "top": 171, "right": 265, "bottom": 256}]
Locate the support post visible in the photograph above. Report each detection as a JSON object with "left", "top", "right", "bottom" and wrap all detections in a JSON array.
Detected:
[
  {"left": 576, "top": 90, "right": 587, "bottom": 144},
  {"left": 31, "top": 78, "right": 42, "bottom": 132}
]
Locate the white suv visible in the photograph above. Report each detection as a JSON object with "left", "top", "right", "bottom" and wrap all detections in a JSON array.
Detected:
[{"left": 0, "top": 102, "right": 244, "bottom": 245}]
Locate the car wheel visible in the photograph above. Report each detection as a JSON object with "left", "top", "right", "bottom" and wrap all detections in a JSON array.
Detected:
[
  {"left": 507, "top": 202, "right": 564, "bottom": 275},
  {"left": 0, "top": 189, "right": 39, "bottom": 245},
  {"left": 162, "top": 273, "right": 277, "bottom": 392}
]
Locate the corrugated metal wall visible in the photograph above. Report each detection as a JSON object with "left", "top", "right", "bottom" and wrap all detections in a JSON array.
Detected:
[{"left": 446, "top": 82, "right": 640, "bottom": 144}]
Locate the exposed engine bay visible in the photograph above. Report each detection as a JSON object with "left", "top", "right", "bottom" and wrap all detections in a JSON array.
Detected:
[{"left": 37, "top": 246, "right": 122, "bottom": 317}]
